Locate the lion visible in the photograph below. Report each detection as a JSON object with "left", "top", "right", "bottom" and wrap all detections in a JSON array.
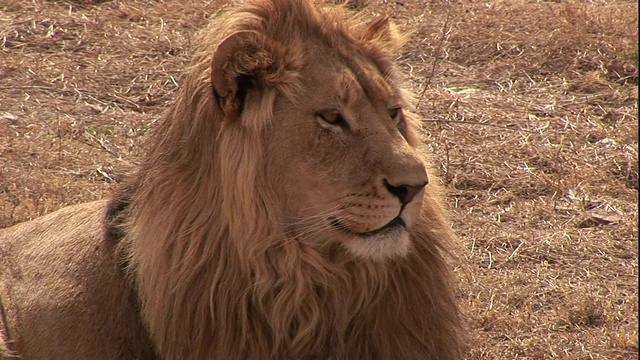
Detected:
[{"left": 0, "top": 0, "right": 464, "bottom": 358}]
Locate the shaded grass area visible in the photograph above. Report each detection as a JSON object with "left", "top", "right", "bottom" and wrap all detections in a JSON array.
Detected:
[{"left": 0, "top": 0, "right": 637, "bottom": 358}]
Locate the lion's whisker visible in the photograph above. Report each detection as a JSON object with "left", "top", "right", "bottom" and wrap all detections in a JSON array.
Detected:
[{"left": 296, "top": 194, "right": 357, "bottom": 213}]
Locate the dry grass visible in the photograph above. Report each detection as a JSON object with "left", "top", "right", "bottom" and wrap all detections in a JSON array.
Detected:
[{"left": 0, "top": 0, "right": 637, "bottom": 358}]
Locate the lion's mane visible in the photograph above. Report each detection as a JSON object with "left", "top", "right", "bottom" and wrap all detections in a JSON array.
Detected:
[{"left": 108, "top": 0, "right": 462, "bottom": 359}]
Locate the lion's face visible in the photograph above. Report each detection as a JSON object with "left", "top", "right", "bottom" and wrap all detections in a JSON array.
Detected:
[
  {"left": 209, "top": 14, "right": 429, "bottom": 261},
  {"left": 265, "top": 57, "right": 428, "bottom": 261}
]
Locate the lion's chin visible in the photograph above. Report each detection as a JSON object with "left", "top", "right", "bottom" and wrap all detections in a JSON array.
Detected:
[{"left": 343, "top": 227, "right": 411, "bottom": 261}]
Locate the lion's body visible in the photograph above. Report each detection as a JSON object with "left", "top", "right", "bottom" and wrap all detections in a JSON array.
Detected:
[
  {"left": 0, "top": 0, "right": 463, "bottom": 359},
  {"left": 0, "top": 201, "right": 156, "bottom": 359}
]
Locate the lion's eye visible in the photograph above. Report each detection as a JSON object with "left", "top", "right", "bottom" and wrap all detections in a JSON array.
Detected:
[
  {"left": 317, "top": 110, "right": 348, "bottom": 129},
  {"left": 389, "top": 107, "right": 403, "bottom": 123}
]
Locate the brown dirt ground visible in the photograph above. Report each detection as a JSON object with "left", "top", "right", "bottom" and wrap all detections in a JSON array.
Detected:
[{"left": 1, "top": 0, "right": 637, "bottom": 358}]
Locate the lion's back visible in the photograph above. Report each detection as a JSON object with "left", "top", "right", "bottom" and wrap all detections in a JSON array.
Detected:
[{"left": 0, "top": 201, "right": 155, "bottom": 360}]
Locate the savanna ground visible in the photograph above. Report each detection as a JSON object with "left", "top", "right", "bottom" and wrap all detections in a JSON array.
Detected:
[{"left": 0, "top": 0, "right": 637, "bottom": 358}]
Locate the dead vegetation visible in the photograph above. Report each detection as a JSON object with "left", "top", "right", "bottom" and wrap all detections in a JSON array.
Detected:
[{"left": 0, "top": 0, "right": 637, "bottom": 358}]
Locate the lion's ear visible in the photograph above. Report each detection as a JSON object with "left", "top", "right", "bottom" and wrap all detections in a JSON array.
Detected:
[
  {"left": 211, "top": 31, "right": 287, "bottom": 121},
  {"left": 362, "top": 15, "right": 405, "bottom": 52}
]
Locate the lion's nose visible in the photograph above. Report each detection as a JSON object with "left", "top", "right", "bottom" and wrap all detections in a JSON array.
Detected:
[{"left": 384, "top": 180, "right": 428, "bottom": 205}]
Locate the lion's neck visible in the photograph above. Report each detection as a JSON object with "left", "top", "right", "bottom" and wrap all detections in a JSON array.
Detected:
[
  {"left": 249, "top": 241, "right": 392, "bottom": 353},
  {"left": 127, "top": 209, "right": 394, "bottom": 358},
  {"left": 122, "top": 185, "right": 458, "bottom": 359}
]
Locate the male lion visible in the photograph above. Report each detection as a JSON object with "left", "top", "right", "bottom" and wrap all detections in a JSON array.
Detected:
[{"left": 0, "top": 0, "right": 463, "bottom": 358}]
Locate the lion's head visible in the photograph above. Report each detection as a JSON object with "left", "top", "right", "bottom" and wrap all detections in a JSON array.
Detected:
[
  {"left": 113, "top": 0, "right": 463, "bottom": 358},
  {"left": 205, "top": 4, "right": 432, "bottom": 262}
]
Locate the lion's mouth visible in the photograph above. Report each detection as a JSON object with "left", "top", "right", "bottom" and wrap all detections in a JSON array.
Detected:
[{"left": 329, "top": 217, "right": 406, "bottom": 238}]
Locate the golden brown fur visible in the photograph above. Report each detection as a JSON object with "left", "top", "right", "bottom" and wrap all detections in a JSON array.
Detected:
[{"left": 0, "top": 0, "right": 463, "bottom": 359}]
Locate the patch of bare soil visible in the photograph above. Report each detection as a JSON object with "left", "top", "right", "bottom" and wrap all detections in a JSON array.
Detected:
[{"left": 1, "top": 0, "right": 637, "bottom": 358}]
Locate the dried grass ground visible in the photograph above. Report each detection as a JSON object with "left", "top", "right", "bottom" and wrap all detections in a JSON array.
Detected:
[{"left": 0, "top": 0, "right": 637, "bottom": 358}]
